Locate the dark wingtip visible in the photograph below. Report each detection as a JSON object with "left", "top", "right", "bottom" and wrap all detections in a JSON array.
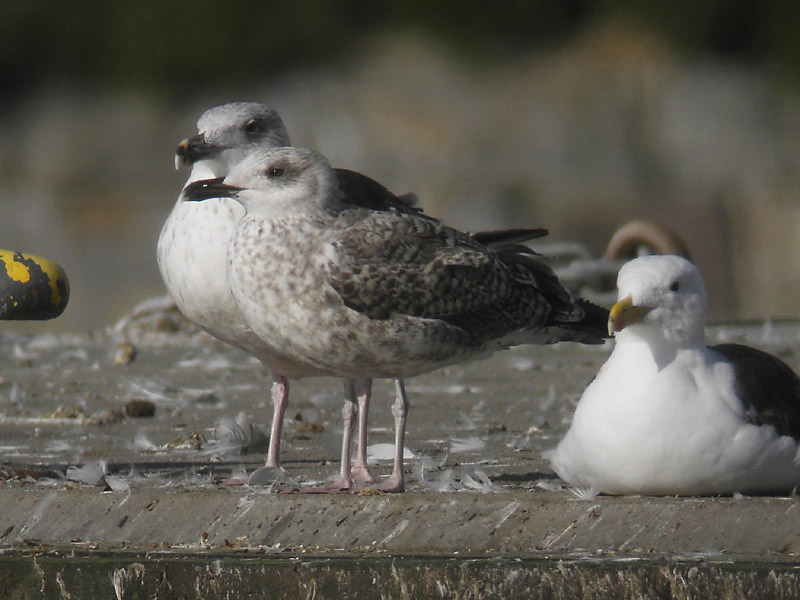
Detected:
[
  {"left": 576, "top": 298, "right": 613, "bottom": 341},
  {"left": 541, "top": 297, "right": 612, "bottom": 345},
  {"left": 333, "top": 168, "right": 432, "bottom": 217},
  {"left": 471, "top": 228, "right": 549, "bottom": 247},
  {"left": 543, "top": 301, "right": 612, "bottom": 345}
]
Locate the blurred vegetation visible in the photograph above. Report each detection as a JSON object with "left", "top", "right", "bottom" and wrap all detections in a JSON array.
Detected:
[{"left": 4, "top": 0, "right": 800, "bottom": 101}]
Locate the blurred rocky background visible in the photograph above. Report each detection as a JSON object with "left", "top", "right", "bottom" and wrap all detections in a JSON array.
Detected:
[{"left": 2, "top": 1, "right": 800, "bottom": 333}]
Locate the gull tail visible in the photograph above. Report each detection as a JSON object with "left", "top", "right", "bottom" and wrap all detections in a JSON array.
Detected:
[{"left": 473, "top": 228, "right": 611, "bottom": 346}]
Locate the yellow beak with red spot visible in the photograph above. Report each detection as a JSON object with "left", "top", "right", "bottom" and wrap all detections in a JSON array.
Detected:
[{"left": 608, "top": 295, "right": 652, "bottom": 335}]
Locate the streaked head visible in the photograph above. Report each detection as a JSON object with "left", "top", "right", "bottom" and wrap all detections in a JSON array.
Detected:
[
  {"left": 182, "top": 147, "right": 338, "bottom": 217},
  {"left": 175, "top": 102, "right": 291, "bottom": 173}
]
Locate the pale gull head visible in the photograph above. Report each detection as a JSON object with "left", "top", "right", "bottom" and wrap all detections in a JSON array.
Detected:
[
  {"left": 175, "top": 102, "right": 291, "bottom": 174},
  {"left": 608, "top": 255, "right": 708, "bottom": 347},
  {"left": 184, "top": 147, "right": 339, "bottom": 217}
]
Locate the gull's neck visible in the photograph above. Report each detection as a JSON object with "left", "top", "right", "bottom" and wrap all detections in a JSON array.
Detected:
[
  {"left": 187, "top": 159, "right": 229, "bottom": 184},
  {"left": 615, "top": 325, "right": 706, "bottom": 371}
]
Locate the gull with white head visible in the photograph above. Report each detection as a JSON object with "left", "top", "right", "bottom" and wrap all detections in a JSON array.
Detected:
[
  {"left": 547, "top": 254, "right": 800, "bottom": 496},
  {"left": 185, "top": 146, "right": 610, "bottom": 492},
  {"left": 158, "top": 102, "right": 423, "bottom": 489}
]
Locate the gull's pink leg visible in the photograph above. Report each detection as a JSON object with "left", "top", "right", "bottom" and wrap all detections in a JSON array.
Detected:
[
  {"left": 265, "top": 373, "right": 289, "bottom": 472},
  {"left": 370, "top": 378, "right": 408, "bottom": 493},
  {"left": 329, "top": 379, "right": 359, "bottom": 490},
  {"left": 296, "top": 378, "right": 364, "bottom": 493},
  {"left": 350, "top": 378, "right": 375, "bottom": 485}
]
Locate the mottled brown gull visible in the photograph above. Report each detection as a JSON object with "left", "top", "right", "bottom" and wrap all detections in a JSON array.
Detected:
[
  {"left": 158, "top": 102, "right": 422, "bottom": 488},
  {"left": 184, "top": 146, "right": 609, "bottom": 492}
]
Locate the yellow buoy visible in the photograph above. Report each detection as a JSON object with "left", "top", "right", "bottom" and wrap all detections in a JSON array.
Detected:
[{"left": 0, "top": 250, "right": 70, "bottom": 320}]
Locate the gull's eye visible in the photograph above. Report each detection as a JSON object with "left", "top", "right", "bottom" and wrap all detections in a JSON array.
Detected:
[
  {"left": 244, "top": 119, "right": 264, "bottom": 136},
  {"left": 669, "top": 281, "right": 680, "bottom": 292},
  {"left": 266, "top": 167, "right": 285, "bottom": 178}
]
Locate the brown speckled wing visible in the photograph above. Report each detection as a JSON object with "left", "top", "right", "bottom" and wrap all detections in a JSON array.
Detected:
[{"left": 327, "top": 211, "right": 555, "bottom": 342}]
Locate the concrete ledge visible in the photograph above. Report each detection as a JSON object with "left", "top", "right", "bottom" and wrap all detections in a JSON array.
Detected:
[
  {"left": 2, "top": 488, "right": 798, "bottom": 559},
  {"left": 2, "top": 321, "right": 800, "bottom": 597}
]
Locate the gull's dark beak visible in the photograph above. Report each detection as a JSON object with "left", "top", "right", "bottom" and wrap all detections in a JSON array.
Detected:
[
  {"left": 175, "top": 133, "right": 221, "bottom": 169},
  {"left": 181, "top": 178, "right": 243, "bottom": 202}
]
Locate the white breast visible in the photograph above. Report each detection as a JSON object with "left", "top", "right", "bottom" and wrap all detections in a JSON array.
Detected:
[
  {"left": 157, "top": 181, "right": 321, "bottom": 377},
  {"left": 548, "top": 342, "right": 800, "bottom": 495}
]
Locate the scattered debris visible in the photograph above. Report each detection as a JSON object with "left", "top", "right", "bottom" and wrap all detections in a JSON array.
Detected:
[
  {"left": 66, "top": 460, "right": 106, "bottom": 486},
  {"left": 133, "top": 431, "right": 159, "bottom": 452},
  {"left": 449, "top": 437, "right": 487, "bottom": 454},
  {"left": 413, "top": 462, "right": 502, "bottom": 493},
  {"left": 65, "top": 460, "right": 132, "bottom": 492},
  {"left": 203, "top": 413, "right": 268, "bottom": 458},
  {"left": 124, "top": 399, "right": 156, "bottom": 418},
  {"left": 112, "top": 341, "right": 137, "bottom": 365},
  {"left": 46, "top": 405, "right": 84, "bottom": 419},
  {"left": 165, "top": 432, "right": 205, "bottom": 451},
  {"left": 247, "top": 466, "right": 298, "bottom": 488},
  {"left": 367, "top": 443, "right": 415, "bottom": 464},
  {"left": 295, "top": 422, "right": 325, "bottom": 434},
  {"left": 85, "top": 408, "right": 125, "bottom": 426}
]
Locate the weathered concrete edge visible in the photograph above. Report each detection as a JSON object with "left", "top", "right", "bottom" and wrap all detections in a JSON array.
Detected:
[{"left": 1, "top": 488, "right": 798, "bottom": 561}]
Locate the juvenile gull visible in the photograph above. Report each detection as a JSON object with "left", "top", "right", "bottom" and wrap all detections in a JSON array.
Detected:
[
  {"left": 547, "top": 255, "right": 800, "bottom": 496},
  {"left": 158, "top": 102, "right": 421, "bottom": 487},
  {"left": 184, "top": 146, "right": 609, "bottom": 492}
]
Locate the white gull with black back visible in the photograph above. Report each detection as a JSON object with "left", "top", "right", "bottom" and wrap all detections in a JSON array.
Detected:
[{"left": 547, "top": 254, "right": 800, "bottom": 496}]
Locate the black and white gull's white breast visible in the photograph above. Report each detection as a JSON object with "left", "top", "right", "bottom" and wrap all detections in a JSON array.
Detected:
[{"left": 547, "top": 254, "right": 800, "bottom": 496}]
